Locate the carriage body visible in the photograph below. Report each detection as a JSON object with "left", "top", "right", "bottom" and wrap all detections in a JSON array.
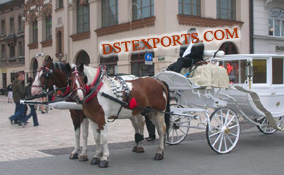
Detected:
[
  {"left": 155, "top": 52, "right": 284, "bottom": 154},
  {"left": 220, "top": 54, "right": 284, "bottom": 118}
]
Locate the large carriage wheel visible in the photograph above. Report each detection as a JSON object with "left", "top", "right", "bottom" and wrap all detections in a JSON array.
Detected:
[
  {"left": 255, "top": 116, "right": 282, "bottom": 135},
  {"left": 206, "top": 107, "right": 240, "bottom": 154},
  {"left": 166, "top": 105, "right": 190, "bottom": 145}
]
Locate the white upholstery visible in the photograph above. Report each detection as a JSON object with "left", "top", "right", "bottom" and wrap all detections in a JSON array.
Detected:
[{"left": 203, "top": 50, "right": 225, "bottom": 58}]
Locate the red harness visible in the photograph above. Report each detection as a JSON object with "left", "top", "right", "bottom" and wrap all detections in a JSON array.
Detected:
[{"left": 85, "top": 67, "right": 105, "bottom": 103}]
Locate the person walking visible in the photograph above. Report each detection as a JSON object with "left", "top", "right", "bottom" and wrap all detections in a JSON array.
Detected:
[
  {"left": 21, "top": 77, "right": 39, "bottom": 127},
  {"left": 6, "top": 83, "right": 13, "bottom": 103},
  {"left": 9, "top": 71, "right": 26, "bottom": 126}
]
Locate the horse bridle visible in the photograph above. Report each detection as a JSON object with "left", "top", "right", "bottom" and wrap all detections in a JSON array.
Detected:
[
  {"left": 69, "top": 67, "right": 89, "bottom": 95},
  {"left": 32, "top": 63, "right": 56, "bottom": 90}
]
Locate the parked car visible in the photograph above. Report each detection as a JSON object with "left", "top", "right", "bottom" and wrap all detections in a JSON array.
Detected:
[{"left": 0, "top": 88, "right": 6, "bottom": 95}]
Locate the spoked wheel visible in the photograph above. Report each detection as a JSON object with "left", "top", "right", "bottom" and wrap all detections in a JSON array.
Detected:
[
  {"left": 166, "top": 105, "right": 190, "bottom": 145},
  {"left": 206, "top": 107, "right": 240, "bottom": 154},
  {"left": 255, "top": 116, "right": 282, "bottom": 135}
]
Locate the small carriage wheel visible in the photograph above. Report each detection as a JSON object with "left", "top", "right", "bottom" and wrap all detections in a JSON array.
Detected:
[
  {"left": 166, "top": 105, "right": 190, "bottom": 145},
  {"left": 255, "top": 116, "right": 282, "bottom": 135},
  {"left": 206, "top": 107, "right": 240, "bottom": 154}
]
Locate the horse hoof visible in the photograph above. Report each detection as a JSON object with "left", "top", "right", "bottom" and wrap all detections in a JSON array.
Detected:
[
  {"left": 90, "top": 157, "right": 100, "bottom": 165},
  {"left": 132, "top": 146, "right": 137, "bottom": 152},
  {"left": 79, "top": 155, "right": 88, "bottom": 161},
  {"left": 154, "top": 153, "right": 164, "bottom": 160},
  {"left": 99, "top": 160, "right": 108, "bottom": 168},
  {"left": 136, "top": 147, "right": 145, "bottom": 153},
  {"left": 69, "top": 153, "right": 79, "bottom": 159}
]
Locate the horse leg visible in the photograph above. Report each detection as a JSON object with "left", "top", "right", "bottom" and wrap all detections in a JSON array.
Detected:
[
  {"left": 89, "top": 121, "right": 102, "bottom": 165},
  {"left": 99, "top": 124, "right": 110, "bottom": 168},
  {"left": 79, "top": 118, "right": 89, "bottom": 161},
  {"left": 149, "top": 112, "right": 166, "bottom": 160},
  {"left": 69, "top": 127, "right": 80, "bottom": 159},
  {"left": 130, "top": 115, "right": 145, "bottom": 153}
]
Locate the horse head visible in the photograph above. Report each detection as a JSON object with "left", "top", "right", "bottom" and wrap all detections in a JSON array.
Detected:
[
  {"left": 31, "top": 57, "right": 54, "bottom": 95},
  {"left": 66, "top": 63, "right": 89, "bottom": 104}
]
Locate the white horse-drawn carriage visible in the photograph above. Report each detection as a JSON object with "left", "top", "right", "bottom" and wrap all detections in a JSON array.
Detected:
[{"left": 156, "top": 52, "right": 284, "bottom": 154}]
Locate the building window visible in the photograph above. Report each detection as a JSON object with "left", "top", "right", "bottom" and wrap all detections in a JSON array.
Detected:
[
  {"left": 100, "top": 46, "right": 118, "bottom": 74},
  {"left": 2, "top": 73, "right": 7, "bottom": 88},
  {"left": 178, "top": 0, "right": 200, "bottom": 16},
  {"left": 32, "top": 21, "right": 38, "bottom": 43},
  {"left": 45, "top": 16, "right": 52, "bottom": 40},
  {"left": 131, "top": 42, "right": 154, "bottom": 77},
  {"left": 217, "top": 0, "right": 236, "bottom": 20},
  {"left": 1, "top": 45, "right": 6, "bottom": 58},
  {"left": 56, "top": 0, "right": 64, "bottom": 9},
  {"left": 1, "top": 20, "right": 5, "bottom": 35},
  {"left": 18, "top": 16, "right": 22, "bottom": 32},
  {"left": 58, "top": 31, "right": 62, "bottom": 55},
  {"left": 10, "top": 18, "right": 14, "bottom": 33},
  {"left": 10, "top": 45, "right": 15, "bottom": 58},
  {"left": 18, "top": 41, "right": 24, "bottom": 56},
  {"left": 272, "top": 58, "right": 284, "bottom": 84},
  {"left": 77, "top": 0, "right": 89, "bottom": 33},
  {"left": 268, "top": 8, "right": 284, "bottom": 37},
  {"left": 102, "top": 0, "right": 118, "bottom": 27},
  {"left": 10, "top": 73, "right": 16, "bottom": 83},
  {"left": 132, "top": 0, "right": 154, "bottom": 20}
]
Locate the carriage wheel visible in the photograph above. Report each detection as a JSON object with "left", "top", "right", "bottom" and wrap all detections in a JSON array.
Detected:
[
  {"left": 206, "top": 107, "right": 240, "bottom": 154},
  {"left": 255, "top": 116, "right": 282, "bottom": 135},
  {"left": 166, "top": 105, "right": 190, "bottom": 145}
]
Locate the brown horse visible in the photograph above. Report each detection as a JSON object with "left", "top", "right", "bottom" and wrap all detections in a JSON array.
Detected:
[
  {"left": 31, "top": 58, "right": 89, "bottom": 161},
  {"left": 66, "top": 63, "right": 170, "bottom": 168}
]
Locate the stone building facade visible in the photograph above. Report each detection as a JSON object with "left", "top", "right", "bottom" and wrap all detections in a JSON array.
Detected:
[
  {"left": 0, "top": 0, "right": 25, "bottom": 89},
  {"left": 24, "top": 0, "right": 249, "bottom": 79}
]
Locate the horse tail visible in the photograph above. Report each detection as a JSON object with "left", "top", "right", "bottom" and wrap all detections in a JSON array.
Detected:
[{"left": 161, "top": 81, "right": 171, "bottom": 134}]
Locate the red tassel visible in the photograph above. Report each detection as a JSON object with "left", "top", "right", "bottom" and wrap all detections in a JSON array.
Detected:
[
  {"left": 52, "top": 94, "right": 55, "bottom": 101},
  {"left": 129, "top": 98, "right": 137, "bottom": 109}
]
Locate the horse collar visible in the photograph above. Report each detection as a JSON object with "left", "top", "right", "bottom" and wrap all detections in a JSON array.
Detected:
[{"left": 84, "top": 66, "right": 105, "bottom": 103}]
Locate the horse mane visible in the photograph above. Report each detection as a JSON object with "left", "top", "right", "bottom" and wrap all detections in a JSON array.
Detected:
[
  {"left": 53, "top": 62, "right": 67, "bottom": 73},
  {"left": 83, "top": 66, "right": 97, "bottom": 86}
]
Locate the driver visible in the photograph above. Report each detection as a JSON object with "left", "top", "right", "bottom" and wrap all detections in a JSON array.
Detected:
[{"left": 167, "top": 28, "right": 204, "bottom": 73}]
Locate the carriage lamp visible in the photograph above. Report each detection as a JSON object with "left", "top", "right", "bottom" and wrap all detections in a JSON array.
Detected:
[{"left": 245, "top": 60, "right": 253, "bottom": 89}]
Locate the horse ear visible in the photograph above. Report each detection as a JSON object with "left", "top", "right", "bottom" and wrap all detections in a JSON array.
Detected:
[
  {"left": 66, "top": 63, "right": 71, "bottom": 73},
  {"left": 79, "top": 63, "right": 84, "bottom": 72}
]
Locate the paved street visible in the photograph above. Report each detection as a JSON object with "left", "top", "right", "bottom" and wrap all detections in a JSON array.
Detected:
[{"left": 1, "top": 95, "right": 284, "bottom": 175}]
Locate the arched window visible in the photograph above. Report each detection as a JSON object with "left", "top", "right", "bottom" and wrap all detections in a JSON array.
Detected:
[
  {"left": 56, "top": 28, "right": 64, "bottom": 59},
  {"left": 77, "top": 0, "right": 89, "bottom": 33},
  {"left": 76, "top": 50, "right": 90, "bottom": 65},
  {"left": 219, "top": 42, "right": 238, "bottom": 55},
  {"left": 131, "top": 42, "right": 154, "bottom": 77},
  {"left": 100, "top": 46, "right": 118, "bottom": 74}
]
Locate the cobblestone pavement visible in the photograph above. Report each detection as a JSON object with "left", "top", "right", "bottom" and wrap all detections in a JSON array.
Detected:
[{"left": 0, "top": 95, "right": 255, "bottom": 162}]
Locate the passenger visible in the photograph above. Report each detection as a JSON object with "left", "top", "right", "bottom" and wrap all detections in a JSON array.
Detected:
[{"left": 167, "top": 28, "right": 204, "bottom": 73}]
